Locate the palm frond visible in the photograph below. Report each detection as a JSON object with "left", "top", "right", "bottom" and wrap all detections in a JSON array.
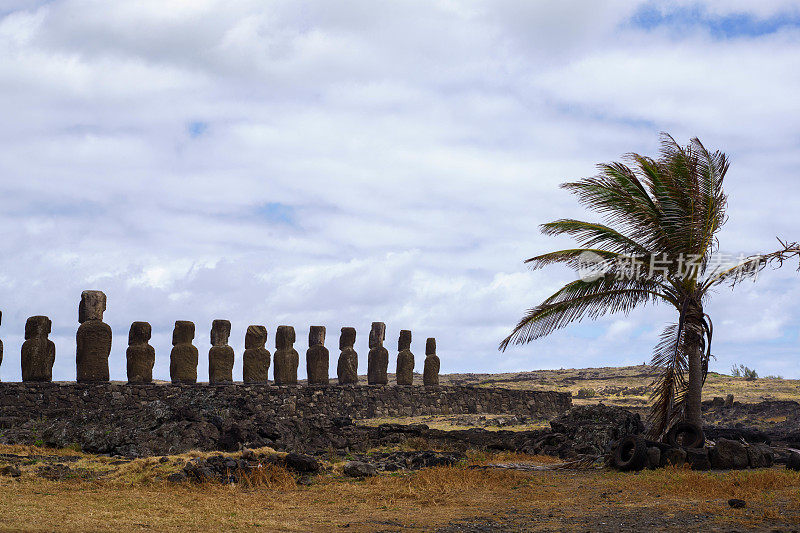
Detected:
[
  {"left": 647, "top": 322, "right": 688, "bottom": 439},
  {"left": 702, "top": 239, "right": 800, "bottom": 290},
  {"left": 499, "top": 275, "right": 668, "bottom": 351},
  {"left": 539, "top": 219, "right": 649, "bottom": 254}
]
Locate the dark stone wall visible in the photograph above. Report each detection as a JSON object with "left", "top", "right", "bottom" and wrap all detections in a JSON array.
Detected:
[
  {"left": 0, "top": 382, "right": 570, "bottom": 420},
  {"left": 0, "top": 382, "right": 571, "bottom": 457}
]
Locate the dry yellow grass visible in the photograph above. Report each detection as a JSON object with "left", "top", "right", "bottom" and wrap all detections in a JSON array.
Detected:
[{"left": 2, "top": 444, "right": 800, "bottom": 531}]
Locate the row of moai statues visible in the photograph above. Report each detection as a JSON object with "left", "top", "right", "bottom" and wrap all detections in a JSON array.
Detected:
[{"left": 6, "top": 291, "right": 441, "bottom": 386}]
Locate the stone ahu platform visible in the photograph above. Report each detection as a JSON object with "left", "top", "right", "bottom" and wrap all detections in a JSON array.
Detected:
[{"left": 0, "top": 382, "right": 571, "bottom": 457}]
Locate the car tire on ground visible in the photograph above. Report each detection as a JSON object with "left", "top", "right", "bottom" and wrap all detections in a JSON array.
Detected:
[
  {"left": 666, "top": 422, "right": 705, "bottom": 449},
  {"left": 613, "top": 435, "right": 648, "bottom": 471}
]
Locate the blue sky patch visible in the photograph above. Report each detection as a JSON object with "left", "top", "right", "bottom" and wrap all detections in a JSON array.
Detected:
[
  {"left": 255, "top": 202, "right": 295, "bottom": 225},
  {"left": 187, "top": 121, "right": 208, "bottom": 138},
  {"left": 630, "top": 3, "right": 800, "bottom": 39}
]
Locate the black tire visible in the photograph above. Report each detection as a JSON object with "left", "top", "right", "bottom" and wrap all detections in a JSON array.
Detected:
[
  {"left": 666, "top": 422, "right": 705, "bottom": 449},
  {"left": 613, "top": 435, "right": 648, "bottom": 471}
]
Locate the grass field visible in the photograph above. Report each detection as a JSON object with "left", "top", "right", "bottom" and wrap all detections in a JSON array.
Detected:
[{"left": 1, "top": 444, "right": 800, "bottom": 531}]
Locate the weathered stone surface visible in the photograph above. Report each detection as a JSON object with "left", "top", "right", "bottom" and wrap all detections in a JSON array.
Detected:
[
  {"left": 396, "top": 330, "right": 414, "bottom": 386},
  {"left": 725, "top": 393, "right": 734, "bottom": 408},
  {"left": 646, "top": 446, "right": 661, "bottom": 469},
  {"left": 343, "top": 461, "right": 377, "bottom": 477},
  {"left": 76, "top": 290, "right": 111, "bottom": 383},
  {"left": 170, "top": 321, "right": 198, "bottom": 384},
  {"left": 423, "top": 337, "right": 440, "bottom": 387},
  {"left": 709, "top": 438, "right": 749, "bottom": 470},
  {"left": 274, "top": 326, "right": 299, "bottom": 385},
  {"left": 21, "top": 316, "right": 55, "bottom": 382},
  {"left": 662, "top": 447, "right": 687, "bottom": 467},
  {"left": 367, "top": 322, "right": 388, "bottom": 385},
  {"left": 0, "top": 310, "right": 3, "bottom": 381},
  {"left": 306, "top": 326, "right": 329, "bottom": 386},
  {"left": 0, "top": 382, "right": 572, "bottom": 457},
  {"left": 209, "top": 319, "right": 234, "bottom": 384},
  {"left": 747, "top": 443, "right": 774, "bottom": 468},
  {"left": 78, "top": 290, "right": 106, "bottom": 323},
  {"left": 243, "top": 325, "right": 270, "bottom": 383},
  {"left": 126, "top": 322, "right": 155, "bottom": 383},
  {"left": 685, "top": 447, "right": 711, "bottom": 470},
  {"left": 550, "top": 404, "right": 643, "bottom": 456},
  {"left": 337, "top": 327, "right": 358, "bottom": 385}
]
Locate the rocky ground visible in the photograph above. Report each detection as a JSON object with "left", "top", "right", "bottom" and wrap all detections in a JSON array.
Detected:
[{"left": 2, "top": 366, "right": 800, "bottom": 531}]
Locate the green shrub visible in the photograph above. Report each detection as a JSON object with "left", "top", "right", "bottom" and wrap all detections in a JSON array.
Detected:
[{"left": 576, "top": 388, "right": 596, "bottom": 399}]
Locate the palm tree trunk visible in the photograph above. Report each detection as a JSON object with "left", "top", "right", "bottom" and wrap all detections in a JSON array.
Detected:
[{"left": 683, "top": 300, "right": 704, "bottom": 428}]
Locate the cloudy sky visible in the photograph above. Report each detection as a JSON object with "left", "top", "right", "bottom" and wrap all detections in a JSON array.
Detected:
[{"left": 1, "top": 0, "right": 799, "bottom": 382}]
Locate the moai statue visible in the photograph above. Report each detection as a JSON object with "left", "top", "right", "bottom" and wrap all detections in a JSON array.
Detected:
[
  {"left": 396, "top": 330, "right": 414, "bottom": 386},
  {"left": 76, "top": 290, "right": 112, "bottom": 382},
  {"left": 337, "top": 327, "right": 358, "bottom": 385},
  {"left": 273, "top": 325, "right": 299, "bottom": 385},
  {"left": 423, "top": 337, "right": 440, "bottom": 387},
  {"left": 21, "top": 316, "right": 56, "bottom": 382},
  {"left": 208, "top": 319, "right": 234, "bottom": 384},
  {"left": 306, "top": 326, "right": 329, "bottom": 386},
  {"left": 126, "top": 322, "right": 155, "bottom": 383},
  {"left": 367, "top": 322, "right": 388, "bottom": 385},
  {"left": 243, "top": 325, "right": 270, "bottom": 383},
  {"left": 170, "top": 321, "right": 198, "bottom": 384}
]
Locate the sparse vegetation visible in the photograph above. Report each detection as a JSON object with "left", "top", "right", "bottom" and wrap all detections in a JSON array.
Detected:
[
  {"left": 731, "top": 364, "right": 759, "bottom": 381},
  {"left": 576, "top": 387, "right": 597, "bottom": 399},
  {"left": 1, "top": 444, "right": 798, "bottom": 531}
]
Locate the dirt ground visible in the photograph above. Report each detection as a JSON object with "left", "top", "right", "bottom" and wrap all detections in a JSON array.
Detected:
[{"left": 1, "top": 444, "right": 799, "bottom": 532}]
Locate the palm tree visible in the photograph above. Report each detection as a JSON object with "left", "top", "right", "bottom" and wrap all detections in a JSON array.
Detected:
[{"left": 500, "top": 134, "right": 799, "bottom": 438}]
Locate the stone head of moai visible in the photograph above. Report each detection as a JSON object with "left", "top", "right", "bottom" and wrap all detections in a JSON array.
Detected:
[
  {"left": 426, "top": 337, "right": 436, "bottom": 355},
  {"left": 245, "top": 325, "right": 267, "bottom": 349},
  {"left": 173, "top": 321, "right": 195, "bottom": 345},
  {"left": 128, "top": 322, "right": 151, "bottom": 345},
  {"left": 368, "top": 322, "right": 386, "bottom": 349},
  {"left": 211, "top": 319, "right": 231, "bottom": 346},
  {"left": 309, "top": 325, "right": 326, "bottom": 347},
  {"left": 276, "top": 325, "right": 296, "bottom": 350},
  {"left": 339, "top": 327, "right": 356, "bottom": 350},
  {"left": 25, "top": 315, "right": 52, "bottom": 339},
  {"left": 78, "top": 290, "right": 107, "bottom": 323},
  {"left": 398, "top": 330, "right": 412, "bottom": 351}
]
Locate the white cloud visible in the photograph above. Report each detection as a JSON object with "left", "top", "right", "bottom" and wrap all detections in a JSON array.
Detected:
[{"left": 1, "top": 0, "right": 799, "bottom": 382}]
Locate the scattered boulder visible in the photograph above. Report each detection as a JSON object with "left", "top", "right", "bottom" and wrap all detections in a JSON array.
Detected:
[
  {"left": 709, "top": 438, "right": 749, "bottom": 470},
  {"left": 661, "top": 447, "right": 687, "bottom": 467},
  {"left": 747, "top": 444, "right": 774, "bottom": 468},
  {"left": 343, "top": 461, "right": 377, "bottom": 477},
  {"left": 0, "top": 464, "right": 21, "bottom": 477},
  {"left": 646, "top": 447, "right": 661, "bottom": 469},
  {"left": 685, "top": 448, "right": 711, "bottom": 470},
  {"left": 284, "top": 452, "right": 321, "bottom": 473},
  {"left": 724, "top": 394, "right": 734, "bottom": 408},
  {"left": 786, "top": 451, "right": 800, "bottom": 471},
  {"left": 167, "top": 471, "right": 187, "bottom": 483},
  {"left": 728, "top": 498, "right": 746, "bottom": 509}
]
